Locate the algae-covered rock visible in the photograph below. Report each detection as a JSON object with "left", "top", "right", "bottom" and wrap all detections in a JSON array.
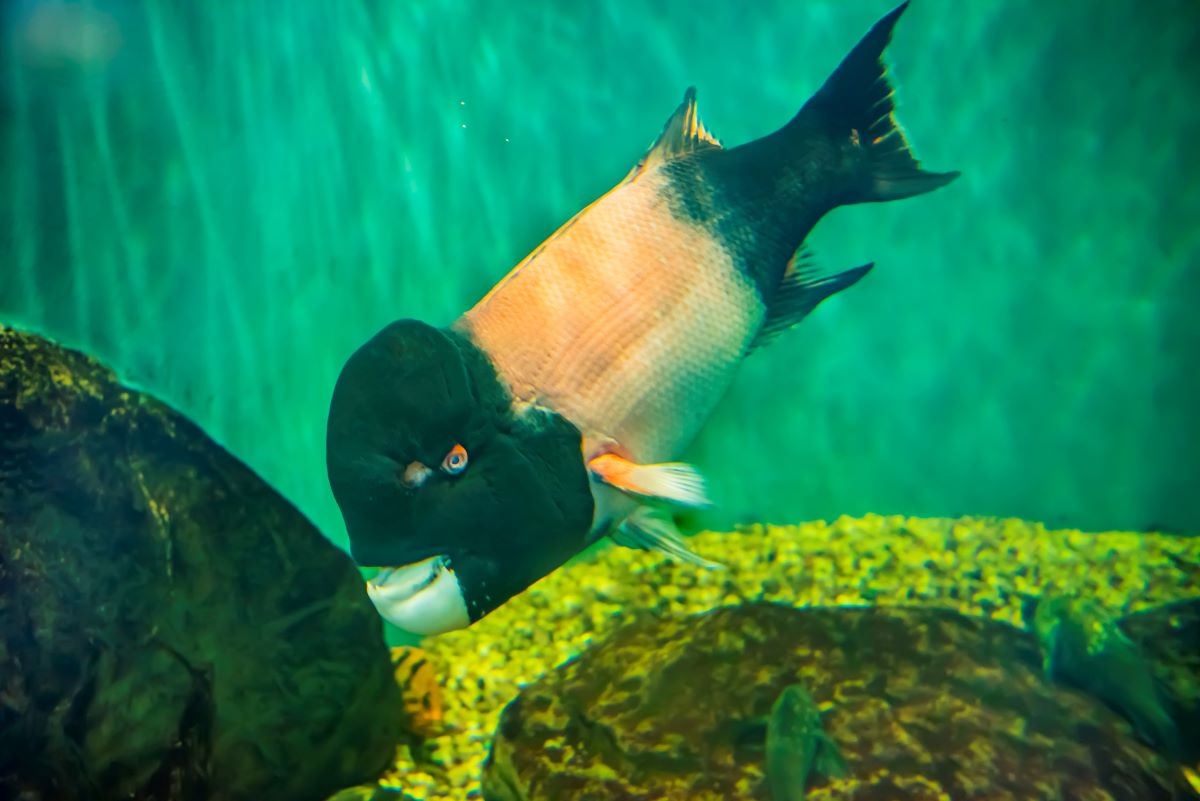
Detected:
[
  {"left": 1029, "top": 590, "right": 1200, "bottom": 765},
  {"left": 0, "top": 327, "right": 404, "bottom": 801},
  {"left": 1123, "top": 598, "right": 1200, "bottom": 722},
  {"left": 482, "top": 603, "right": 1189, "bottom": 801},
  {"left": 1121, "top": 598, "right": 1200, "bottom": 765},
  {"left": 396, "top": 517, "right": 1199, "bottom": 801}
]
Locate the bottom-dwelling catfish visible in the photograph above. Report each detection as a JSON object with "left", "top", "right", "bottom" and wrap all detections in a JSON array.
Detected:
[
  {"left": 326, "top": 1, "right": 959, "bottom": 634},
  {"left": 767, "top": 684, "right": 848, "bottom": 800}
]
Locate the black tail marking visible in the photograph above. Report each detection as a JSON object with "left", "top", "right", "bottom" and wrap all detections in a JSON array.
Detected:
[{"left": 793, "top": 1, "right": 959, "bottom": 202}]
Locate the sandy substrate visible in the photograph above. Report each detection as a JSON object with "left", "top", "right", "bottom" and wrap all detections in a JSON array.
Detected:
[{"left": 376, "top": 515, "right": 1200, "bottom": 800}]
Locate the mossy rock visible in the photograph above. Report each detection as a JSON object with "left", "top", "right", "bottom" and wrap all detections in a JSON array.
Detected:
[
  {"left": 1121, "top": 597, "right": 1200, "bottom": 764},
  {"left": 482, "top": 602, "right": 1190, "bottom": 801},
  {"left": 0, "top": 327, "right": 404, "bottom": 801}
]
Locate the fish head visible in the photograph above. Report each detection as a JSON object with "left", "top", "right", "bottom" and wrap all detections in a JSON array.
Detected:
[
  {"left": 327, "top": 319, "right": 595, "bottom": 634},
  {"left": 770, "top": 685, "right": 823, "bottom": 740},
  {"left": 1032, "top": 593, "right": 1070, "bottom": 641},
  {"left": 766, "top": 684, "right": 847, "bottom": 789}
]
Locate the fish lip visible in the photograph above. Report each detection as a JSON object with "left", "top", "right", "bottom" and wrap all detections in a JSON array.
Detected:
[
  {"left": 366, "top": 561, "right": 434, "bottom": 598},
  {"left": 365, "top": 555, "right": 470, "bottom": 635}
]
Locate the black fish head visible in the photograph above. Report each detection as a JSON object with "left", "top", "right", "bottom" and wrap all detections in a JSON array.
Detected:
[{"left": 326, "top": 319, "right": 595, "bottom": 633}]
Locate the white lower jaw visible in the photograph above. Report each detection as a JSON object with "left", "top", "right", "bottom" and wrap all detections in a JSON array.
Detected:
[{"left": 365, "top": 556, "right": 470, "bottom": 636}]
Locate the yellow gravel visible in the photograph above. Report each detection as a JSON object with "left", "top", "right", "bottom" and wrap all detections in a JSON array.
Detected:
[{"left": 376, "top": 514, "right": 1200, "bottom": 800}]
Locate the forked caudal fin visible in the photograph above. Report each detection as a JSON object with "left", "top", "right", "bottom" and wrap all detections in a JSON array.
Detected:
[{"left": 791, "top": 1, "right": 959, "bottom": 202}]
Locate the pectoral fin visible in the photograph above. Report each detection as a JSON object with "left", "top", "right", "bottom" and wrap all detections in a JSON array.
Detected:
[
  {"left": 587, "top": 452, "right": 712, "bottom": 508},
  {"left": 813, "top": 732, "right": 849, "bottom": 779},
  {"left": 611, "top": 506, "right": 723, "bottom": 569}
]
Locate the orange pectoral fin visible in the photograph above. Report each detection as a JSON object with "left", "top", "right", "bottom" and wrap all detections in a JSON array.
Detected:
[
  {"left": 587, "top": 453, "right": 711, "bottom": 509},
  {"left": 586, "top": 453, "right": 635, "bottom": 488}
]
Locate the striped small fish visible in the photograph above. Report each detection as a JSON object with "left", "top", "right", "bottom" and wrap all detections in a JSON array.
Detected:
[{"left": 390, "top": 646, "right": 444, "bottom": 738}]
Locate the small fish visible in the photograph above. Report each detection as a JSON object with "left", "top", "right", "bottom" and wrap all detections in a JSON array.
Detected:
[
  {"left": 766, "top": 684, "right": 847, "bottom": 800},
  {"left": 1033, "top": 593, "right": 1182, "bottom": 760},
  {"left": 327, "top": 1, "right": 957, "bottom": 634},
  {"left": 390, "top": 646, "right": 444, "bottom": 739}
]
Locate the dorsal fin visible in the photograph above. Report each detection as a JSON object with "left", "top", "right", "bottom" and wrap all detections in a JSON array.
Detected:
[
  {"left": 750, "top": 250, "right": 874, "bottom": 352},
  {"left": 624, "top": 87, "right": 722, "bottom": 182}
]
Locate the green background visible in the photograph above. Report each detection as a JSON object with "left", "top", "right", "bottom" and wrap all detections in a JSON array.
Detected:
[{"left": 3, "top": 0, "right": 1198, "bottom": 552}]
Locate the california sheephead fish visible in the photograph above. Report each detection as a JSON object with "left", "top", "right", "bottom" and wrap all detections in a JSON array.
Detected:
[
  {"left": 326, "top": 1, "right": 958, "bottom": 634},
  {"left": 766, "top": 684, "right": 848, "bottom": 800}
]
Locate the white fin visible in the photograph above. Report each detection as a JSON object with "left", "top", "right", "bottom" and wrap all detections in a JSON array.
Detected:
[
  {"left": 588, "top": 453, "right": 713, "bottom": 508},
  {"left": 624, "top": 86, "right": 722, "bottom": 183},
  {"left": 612, "top": 507, "right": 724, "bottom": 569}
]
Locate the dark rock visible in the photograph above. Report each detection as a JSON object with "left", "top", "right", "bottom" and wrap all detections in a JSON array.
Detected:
[
  {"left": 1121, "top": 598, "right": 1200, "bottom": 766},
  {"left": 1029, "top": 590, "right": 1198, "bottom": 766},
  {"left": 0, "top": 327, "right": 404, "bottom": 801},
  {"left": 482, "top": 603, "right": 1190, "bottom": 801}
]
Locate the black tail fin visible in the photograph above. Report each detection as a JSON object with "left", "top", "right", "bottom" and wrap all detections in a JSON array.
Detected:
[{"left": 792, "top": 1, "right": 959, "bottom": 202}]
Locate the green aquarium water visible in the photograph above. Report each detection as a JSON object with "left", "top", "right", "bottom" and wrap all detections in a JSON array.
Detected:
[
  {"left": 3, "top": 0, "right": 1198, "bottom": 543},
  {"left": 3, "top": 2, "right": 1200, "bottom": 800}
]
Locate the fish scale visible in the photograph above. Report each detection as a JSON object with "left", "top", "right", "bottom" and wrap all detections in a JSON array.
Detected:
[{"left": 458, "top": 168, "right": 763, "bottom": 465}]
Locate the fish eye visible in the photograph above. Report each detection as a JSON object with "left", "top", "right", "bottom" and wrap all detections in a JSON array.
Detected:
[{"left": 441, "top": 444, "right": 468, "bottom": 475}]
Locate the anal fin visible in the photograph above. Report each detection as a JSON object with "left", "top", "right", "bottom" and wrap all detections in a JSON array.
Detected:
[{"left": 751, "top": 250, "right": 874, "bottom": 352}]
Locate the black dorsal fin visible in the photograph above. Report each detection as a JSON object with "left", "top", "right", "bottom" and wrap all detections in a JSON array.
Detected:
[
  {"left": 750, "top": 251, "right": 874, "bottom": 352},
  {"left": 624, "top": 87, "right": 722, "bottom": 183}
]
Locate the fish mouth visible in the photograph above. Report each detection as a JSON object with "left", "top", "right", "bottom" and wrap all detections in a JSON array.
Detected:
[{"left": 365, "top": 555, "right": 470, "bottom": 636}]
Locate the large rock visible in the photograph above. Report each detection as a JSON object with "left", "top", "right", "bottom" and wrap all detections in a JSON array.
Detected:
[
  {"left": 0, "top": 327, "right": 404, "bottom": 800},
  {"left": 1121, "top": 598, "right": 1200, "bottom": 766},
  {"left": 482, "top": 603, "right": 1190, "bottom": 801}
]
